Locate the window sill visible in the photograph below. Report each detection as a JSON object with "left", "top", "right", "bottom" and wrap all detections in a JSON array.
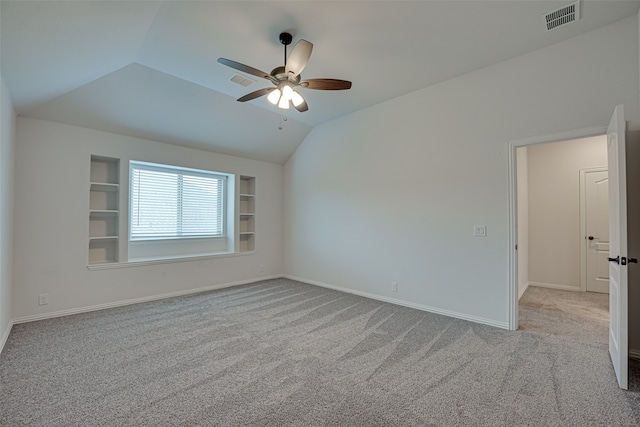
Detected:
[{"left": 87, "top": 250, "right": 255, "bottom": 271}]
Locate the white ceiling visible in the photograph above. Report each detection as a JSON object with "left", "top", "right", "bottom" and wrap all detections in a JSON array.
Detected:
[{"left": 2, "top": 1, "right": 639, "bottom": 164}]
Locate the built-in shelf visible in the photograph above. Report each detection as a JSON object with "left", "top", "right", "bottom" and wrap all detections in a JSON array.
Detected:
[
  {"left": 238, "top": 176, "right": 255, "bottom": 252},
  {"left": 89, "top": 236, "right": 119, "bottom": 241},
  {"left": 90, "top": 210, "right": 119, "bottom": 215},
  {"left": 90, "top": 182, "right": 119, "bottom": 192},
  {"left": 89, "top": 156, "right": 120, "bottom": 265}
]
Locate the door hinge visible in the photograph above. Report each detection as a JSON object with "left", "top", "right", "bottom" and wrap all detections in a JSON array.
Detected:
[{"left": 515, "top": 244, "right": 518, "bottom": 250}]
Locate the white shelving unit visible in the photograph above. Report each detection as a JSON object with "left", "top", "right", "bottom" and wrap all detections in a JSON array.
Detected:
[
  {"left": 89, "top": 156, "right": 120, "bottom": 265},
  {"left": 239, "top": 176, "right": 255, "bottom": 252}
]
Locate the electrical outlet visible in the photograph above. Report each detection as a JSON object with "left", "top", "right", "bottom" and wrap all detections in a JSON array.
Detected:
[
  {"left": 38, "top": 293, "right": 49, "bottom": 305},
  {"left": 259, "top": 264, "right": 265, "bottom": 273},
  {"left": 391, "top": 282, "right": 398, "bottom": 292}
]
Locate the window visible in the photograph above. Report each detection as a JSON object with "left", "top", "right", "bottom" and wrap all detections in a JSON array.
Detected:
[
  {"left": 129, "top": 161, "right": 227, "bottom": 242},
  {"left": 128, "top": 161, "right": 232, "bottom": 262}
]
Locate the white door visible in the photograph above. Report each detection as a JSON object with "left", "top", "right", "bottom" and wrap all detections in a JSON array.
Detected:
[
  {"left": 607, "top": 105, "right": 628, "bottom": 390},
  {"left": 585, "top": 170, "right": 609, "bottom": 293}
]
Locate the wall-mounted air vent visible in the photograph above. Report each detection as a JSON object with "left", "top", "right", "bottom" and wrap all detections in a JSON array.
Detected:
[
  {"left": 229, "top": 73, "right": 255, "bottom": 87},
  {"left": 543, "top": 1, "right": 580, "bottom": 31}
]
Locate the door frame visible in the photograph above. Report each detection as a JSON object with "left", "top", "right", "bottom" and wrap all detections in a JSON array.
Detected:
[
  {"left": 507, "top": 126, "right": 607, "bottom": 330},
  {"left": 579, "top": 167, "right": 608, "bottom": 293}
]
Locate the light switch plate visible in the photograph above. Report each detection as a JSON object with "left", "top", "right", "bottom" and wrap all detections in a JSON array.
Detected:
[{"left": 473, "top": 225, "right": 487, "bottom": 237}]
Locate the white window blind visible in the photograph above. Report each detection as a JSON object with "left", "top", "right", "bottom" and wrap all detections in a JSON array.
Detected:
[{"left": 130, "top": 161, "right": 226, "bottom": 240}]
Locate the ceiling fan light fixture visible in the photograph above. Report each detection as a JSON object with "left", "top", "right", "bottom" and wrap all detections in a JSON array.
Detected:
[
  {"left": 218, "top": 31, "right": 352, "bottom": 113},
  {"left": 278, "top": 96, "right": 290, "bottom": 109},
  {"left": 281, "top": 84, "right": 294, "bottom": 101},
  {"left": 291, "top": 90, "right": 305, "bottom": 107},
  {"left": 267, "top": 88, "right": 281, "bottom": 105}
]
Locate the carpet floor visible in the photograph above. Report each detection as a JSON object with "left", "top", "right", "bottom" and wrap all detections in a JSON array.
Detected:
[{"left": 1, "top": 279, "right": 639, "bottom": 426}]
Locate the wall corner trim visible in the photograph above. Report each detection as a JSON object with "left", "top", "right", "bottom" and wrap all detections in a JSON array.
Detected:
[
  {"left": 0, "top": 321, "right": 13, "bottom": 355},
  {"left": 284, "top": 275, "right": 509, "bottom": 330},
  {"left": 518, "top": 281, "right": 530, "bottom": 300}
]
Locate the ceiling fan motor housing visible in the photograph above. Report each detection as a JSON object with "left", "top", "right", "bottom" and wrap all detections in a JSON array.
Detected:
[{"left": 270, "top": 66, "right": 301, "bottom": 84}]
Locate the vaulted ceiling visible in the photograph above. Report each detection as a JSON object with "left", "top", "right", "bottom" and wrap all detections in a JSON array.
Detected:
[{"left": 2, "top": 1, "right": 639, "bottom": 164}]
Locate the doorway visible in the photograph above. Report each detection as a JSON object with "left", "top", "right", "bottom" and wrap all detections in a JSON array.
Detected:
[
  {"left": 509, "top": 109, "right": 638, "bottom": 390},
  {"left": 515, "top": 134, "right": 608, "bottom": 300},
  {"left": 507, "top": 126, "right": 609, "bottom": 329}
]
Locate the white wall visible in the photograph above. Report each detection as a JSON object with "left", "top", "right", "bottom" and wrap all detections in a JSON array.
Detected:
[
  {"left": 1, "top": 75, "right": 16, "bottom": 348},
  {"left": 516, "top": 147, "right": 529, "bottom": 299},
  {"left": 527, "top": 136, "right": 607, "bottom": 290},
  {"left": 284, "top": 16, "right": 639, "bottom": 328},
  {"left": 12, "top": 118, "right": 284, "bottom": 320}
]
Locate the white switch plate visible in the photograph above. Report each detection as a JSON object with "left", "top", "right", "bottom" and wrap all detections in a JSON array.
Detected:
[{"left": 473, "top": 225, "right": 487, "bottom": 237}]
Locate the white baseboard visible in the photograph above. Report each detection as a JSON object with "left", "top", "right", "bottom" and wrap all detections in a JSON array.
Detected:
[
  {"left": 0, "top": 320, "right": 13, "bottom": 355},
  {"left": 11, "top": 275, "right": 282, "bottom": 325},
  {"left": 518, "top": 281, "right": 530, "bottom": 300},
  {"left": 284, "top": 275, "right": 509, "bottom": 330},
  {"left": 528, "top": 281, "right": 580, "bottom": 292},
  {"left": 630, "top": 349, "right": 640, "bottom": 360}
]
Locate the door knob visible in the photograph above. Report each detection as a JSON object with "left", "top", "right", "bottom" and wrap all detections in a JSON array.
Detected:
[
  {"left": 609, "top": 256, "right": 620, "bottom": 264},
  {"left": 588, "top": 236, "right": 595, "bottom": 240}
]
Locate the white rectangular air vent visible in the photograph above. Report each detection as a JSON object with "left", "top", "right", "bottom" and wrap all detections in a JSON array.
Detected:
[
  {"left": 543, "top": 1, "right": 580, "bottom": 31},
  {"left": 229, "top": 73, "right": 255, "bottom": 87}
]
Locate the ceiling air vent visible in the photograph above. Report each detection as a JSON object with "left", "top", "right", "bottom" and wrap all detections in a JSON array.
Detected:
[
  {"left": 229, "top": 73, "right": 255, "bottom": 87},
  {"left": 543, "top": 1, "right": 580, "bottom": 31}
]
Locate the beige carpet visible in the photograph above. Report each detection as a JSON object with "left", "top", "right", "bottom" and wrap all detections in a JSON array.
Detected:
[
  {"left": 1, "top": 279, "right": 639, "bottom": 426},
  {"left": 520, "top": 285, "right": 640, "bottom": 393}
]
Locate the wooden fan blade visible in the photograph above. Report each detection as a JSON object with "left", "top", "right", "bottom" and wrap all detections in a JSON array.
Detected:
[
  {"left": 217, "top": 58, "right": 275, "bottom": 82},
  {"left": 285, "top": 39, "right": 313, "bottom": 76},
  {"left": 293, "top": 99, "right": 309, "bottom": 112},
  {"left": 237, "top": 87, "right": 275, "bottom": 102},
  {"left": 300, "top": 79, "right": 352, "bottom": 90}
]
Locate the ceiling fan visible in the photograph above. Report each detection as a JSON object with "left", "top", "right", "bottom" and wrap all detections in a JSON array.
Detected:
[{"left": 217, "top": 32, "right": 352, "bottom": 112}]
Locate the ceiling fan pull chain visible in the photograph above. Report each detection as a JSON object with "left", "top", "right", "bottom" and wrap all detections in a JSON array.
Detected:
[{"left": 278, "top": 115, "right": 286, "bottom": 131}]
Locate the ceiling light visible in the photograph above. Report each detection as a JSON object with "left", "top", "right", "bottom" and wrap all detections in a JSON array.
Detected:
[
  {"left": 267, "top": 89, "right": 281, "bottom": 105},
  {"left": 278, "top": 96, "right": 289, "bottom": 109},
  {"left": 282, "top": 84, "right": 294, "bottom": 101},
  {"left": 291, "top": 91, "right": 304, "bottom": 107}
]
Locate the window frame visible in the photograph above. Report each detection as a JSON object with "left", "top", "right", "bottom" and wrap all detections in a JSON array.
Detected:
[{"left": 128, "top": 160, "right": 228, "bottom": 243}]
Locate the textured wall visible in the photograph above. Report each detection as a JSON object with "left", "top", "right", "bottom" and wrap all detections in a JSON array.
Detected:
[
  {"left": 12, "top": 118, "right": 284, "bottom": 319},
  {"left": 284, "top": 16, "right": 639, "bottom": 327}
]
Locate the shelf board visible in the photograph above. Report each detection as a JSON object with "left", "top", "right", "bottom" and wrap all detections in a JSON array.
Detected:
[
  {"left": 89, "top": 236, "right": 119, "bottom": 241},
  {"left": 88, "top": 259, "right": 118, "bottom": 265},
  {"left": 90, "top": 210, "right": 119, "bottom": 216},
  {"left": 90, "top": 182, "right": 119, "bottom": 191}
]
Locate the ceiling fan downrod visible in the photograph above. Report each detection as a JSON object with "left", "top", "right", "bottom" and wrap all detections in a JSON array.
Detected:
[{"left": 279, "top": 32, "right": 292, "bottom": 66}]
